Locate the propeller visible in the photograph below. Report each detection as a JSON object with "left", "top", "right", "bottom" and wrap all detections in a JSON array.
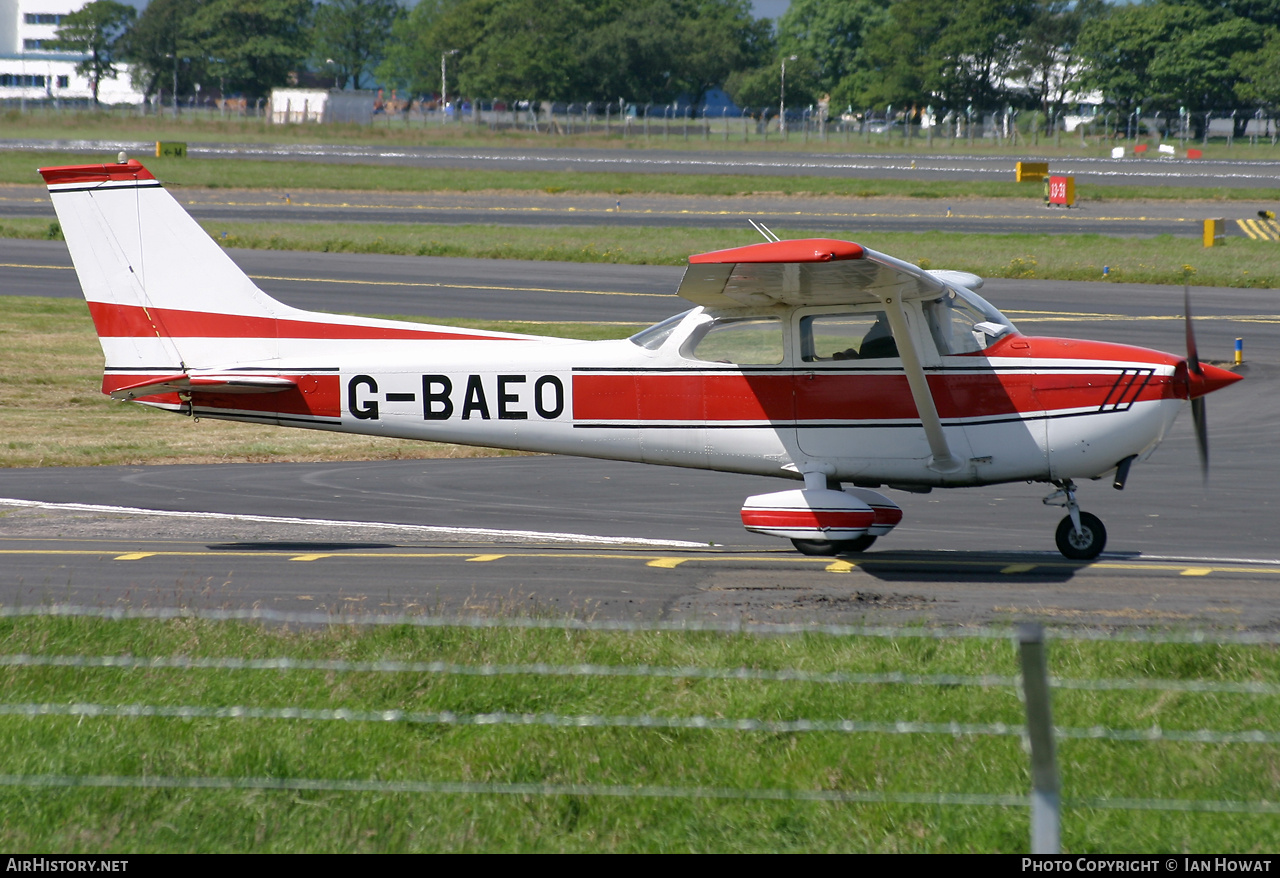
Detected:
[
  {"left": 1181, "top": 281, "right": 1246, "bottom": 480},
  {"left": 1184, "top": 281, "right": 1209, "bottom": 480}
]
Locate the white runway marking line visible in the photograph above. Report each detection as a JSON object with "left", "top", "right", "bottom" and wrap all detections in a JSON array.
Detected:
[{"left": 0, "top": 498, "right": 709, "bottom": 549}]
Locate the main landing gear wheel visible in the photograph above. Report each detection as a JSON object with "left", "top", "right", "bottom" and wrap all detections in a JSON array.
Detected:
[
  {"left": 790, "top": 535, "right": 877, "bottom": 556},
  {"left": 1054, "top": 512, "right": 1106, "bottom": 560}
]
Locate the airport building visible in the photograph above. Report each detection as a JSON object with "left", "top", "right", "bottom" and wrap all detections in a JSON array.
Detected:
[{"left": 0, "top": 0, "right": 143, "bottom": 103}]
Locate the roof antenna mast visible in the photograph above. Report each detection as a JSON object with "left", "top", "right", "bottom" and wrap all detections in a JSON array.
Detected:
[{"left": 748, "top": 218, "right": 781, "bottom": 243}]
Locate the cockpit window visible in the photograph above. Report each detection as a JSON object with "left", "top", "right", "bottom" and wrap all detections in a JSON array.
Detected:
[
  {"left": 685, "top": 316, "right": 784, "bottom": 365},
  {"left": 628, "top": 309, "right": 692, "bottom": 350},
  {"left": 800, "top": 311, "right": 898, "bottom": 361},
  {"left": 924, "top": 288, "right": 1016, "bottom": 355}
]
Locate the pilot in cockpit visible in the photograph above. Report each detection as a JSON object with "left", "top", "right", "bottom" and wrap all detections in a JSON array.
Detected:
[{"left": 810, "top": 311, "right": 899, "bottom": 361}]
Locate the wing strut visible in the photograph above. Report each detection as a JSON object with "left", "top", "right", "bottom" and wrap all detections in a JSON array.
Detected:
[{"left": 879, "top": 294, "right": 961, "bottom": 473}]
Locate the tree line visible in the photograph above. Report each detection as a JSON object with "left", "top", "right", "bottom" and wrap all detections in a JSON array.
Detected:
[{"left": 52, "top": 0, "right": 1280, "bottom": 126}]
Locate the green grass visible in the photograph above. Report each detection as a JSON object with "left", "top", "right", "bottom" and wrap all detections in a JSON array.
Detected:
[
  {"left": 0, "top": 614, "right": 1276, "bottom": 852},
  {"left": 195, "top": 221, "right": 1280, "bottom": 287},
  {"left": 0, "top": 295, "right": 634, "bottom": 468},
  {"left": 7, "top": 105, "right": 1280, "bottom": 164},
  {"left": 6, "top": 148, "right": 1279, "bottom": 202}
]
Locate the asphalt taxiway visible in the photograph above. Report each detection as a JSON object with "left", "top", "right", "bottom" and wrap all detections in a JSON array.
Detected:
[
  {"left": 1, "top": 246, "right": 1274, "bottom": 627},
  {"left": 1, "top": 184, "right": 1267, "bottom": 238},
  {"left": 7, "top": 139, "right": 1279, "bottom": 188}
]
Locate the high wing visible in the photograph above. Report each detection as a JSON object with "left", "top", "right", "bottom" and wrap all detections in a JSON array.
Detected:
[
  {"left": 678, "top": 238, "right": 970, "bottom": 472},
  {"left": 676, "top": 239, "right": 982, "bottom": 309}
]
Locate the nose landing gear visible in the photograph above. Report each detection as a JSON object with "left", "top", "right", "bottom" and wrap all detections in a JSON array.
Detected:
[{"left": 1043, "top": 480, "right": 1107, "bottom": 560}]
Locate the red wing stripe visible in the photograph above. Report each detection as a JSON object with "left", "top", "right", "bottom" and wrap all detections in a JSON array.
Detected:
[{"left": 86, "top": 302, "right": 508, "bottom": 342}]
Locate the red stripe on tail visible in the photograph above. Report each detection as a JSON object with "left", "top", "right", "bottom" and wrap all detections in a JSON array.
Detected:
[{"left": 86, "top": 302, "right": 511, "bottom": 342}]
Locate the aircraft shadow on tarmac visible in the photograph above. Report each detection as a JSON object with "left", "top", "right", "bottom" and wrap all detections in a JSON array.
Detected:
[{"left": 803, "top": 549, "right": 1137, "bottom": 584}]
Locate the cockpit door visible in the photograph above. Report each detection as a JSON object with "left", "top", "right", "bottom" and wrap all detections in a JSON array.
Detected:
[{"left": 792, "top": 306, "right": 940, "bottom": 462}]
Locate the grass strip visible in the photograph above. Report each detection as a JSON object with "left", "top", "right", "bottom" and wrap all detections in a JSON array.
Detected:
[
  {"left": 9, "top": 204, "right": 1279, "bottom": 286},
  {"left": 6, "top": 107, "right": 1280, "bottom": 164},
  {"left": 5, "top": 149, "right": 1279, "bottom": 203},
  {"left": 0, "top": 614, "right": 1277, "bottom": 852},
  {"left": 194, "top": 221, "right": 1280, "bottom": 288},
  {"left": 0, "top": 295, "right": 629, "bottom": 468}
]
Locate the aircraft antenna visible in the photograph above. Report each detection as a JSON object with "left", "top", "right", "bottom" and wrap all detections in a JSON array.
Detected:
[{"left": 748, "top": 219, "right": 780, "bottom": 243}]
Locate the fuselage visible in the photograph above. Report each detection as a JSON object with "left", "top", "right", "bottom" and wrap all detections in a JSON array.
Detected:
[{"left": 109, "top": 293, "right": 1193, "bottom": 490}]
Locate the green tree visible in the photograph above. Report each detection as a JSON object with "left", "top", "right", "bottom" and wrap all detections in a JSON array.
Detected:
[
  {"left": 1013, "top": 0, "right": 1105, "bottom": 119},
  {"left": 931, "top": 0, "right": 1036, "bottom": 108},
  {"left": 1233, "top": 30, "right": 1280, "bottom": 111},
  {"left": 378, "top": 0, "right": 770, "bottom": 109},
  {"left": 1147, "top": 16, "right": 1265, "bottom": 112},
  {"left": 1077, "top": 0, "right": 1266, "bottom": 131},
  {"left": 119, "top": 0, "right": 205, "bottom": 104},
  {"left": 851, "top": 0, "right": 949, "bottom": 109},
  {"left": 186, "top": 0, "right": 312, "bottom": 98},
  {"left": 312, "top": 0, "right": 403, "bottom": 90},
  {"left": 574, "top": 1, "right": 685, "bottom": 105},
  {"left": 671, "top": 0, "right": 773, "bottom": 111},
  {"left": 775, "top": 0, "right": 889, "bottom": 99},
  {"left": 852, "top": 0, "right": 1034, "bottom": 111},
  {"left": 1176, "top": 0, "right": 1280, "bottom": 28},
  {"left": 376, "top": 0, "right": 459, "bottom": 95},
  {"left": 723, "top": 54, "right": 819, "bottom": 117},
  {"left": 378, "top": 0, "right": 577, "bottom": 100},
  {"left": 49, "top": 0, "right": 137, "bottom": 104}
]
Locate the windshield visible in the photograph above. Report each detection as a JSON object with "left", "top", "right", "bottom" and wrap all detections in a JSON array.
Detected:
[
  {"left": 923, "top": 288, "right": 1017, "bottom": 355},
  {"left": 628, "top": 309, "right": 693, "bottom": 350}
]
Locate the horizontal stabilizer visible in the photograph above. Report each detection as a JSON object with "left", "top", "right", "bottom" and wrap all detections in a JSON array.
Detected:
[{"left": 109, "top": 373, "right": 298, "bottom": 401}]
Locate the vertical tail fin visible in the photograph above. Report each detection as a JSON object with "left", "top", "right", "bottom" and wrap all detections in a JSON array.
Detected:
[
  {"left": 40, "top": 158, "right": 288, "bottom": 373},
  {"left": 42, "top": 158, "right": 530, "bottom": 411}
]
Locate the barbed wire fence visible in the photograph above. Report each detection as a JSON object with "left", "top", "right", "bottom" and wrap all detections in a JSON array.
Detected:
[{"left": 1, "top": 605, "right": 1278, "bottom": 852}]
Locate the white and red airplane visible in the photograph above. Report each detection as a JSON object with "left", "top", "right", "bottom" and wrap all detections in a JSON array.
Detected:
[{"left": 39, "top": 157, "right": 1241, "bottom": 559}]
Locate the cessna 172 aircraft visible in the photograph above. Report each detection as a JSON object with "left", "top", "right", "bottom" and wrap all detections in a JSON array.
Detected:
[{"left": 40, "top": 158, "right": 1241, "bottom": 560}]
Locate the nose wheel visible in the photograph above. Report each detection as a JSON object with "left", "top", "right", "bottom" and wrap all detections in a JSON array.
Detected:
[
  {"left": 1044, "top": 480, "right": 1107, "bottom": 560},
  {"left": 1054, "top": 511, "right": 1106, "bottom": 560}
]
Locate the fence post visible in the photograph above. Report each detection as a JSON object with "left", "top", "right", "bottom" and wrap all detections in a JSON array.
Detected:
[{"left": 1019, "top": 623, "right": 1060, "bottom": 854}]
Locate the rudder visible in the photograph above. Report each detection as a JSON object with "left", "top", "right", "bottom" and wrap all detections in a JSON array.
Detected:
[{"left": 41, "top": 158, "right": 288, "bottom": 373}]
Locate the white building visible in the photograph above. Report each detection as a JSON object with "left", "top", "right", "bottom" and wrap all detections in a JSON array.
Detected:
[{"left": 0, "top": 0, "right": 144, "bottom": 104}]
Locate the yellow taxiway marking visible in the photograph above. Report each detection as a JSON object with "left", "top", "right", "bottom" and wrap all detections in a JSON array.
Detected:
[
  {"left": 1001, "top": 563, "right": 1037, "bottom": 574},
  {"left": 4, "top": 549, "right": 1280, "bottom": 577},
  {"left": 1236, "top": 218, "right": 1280, "bottom": 241}
]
